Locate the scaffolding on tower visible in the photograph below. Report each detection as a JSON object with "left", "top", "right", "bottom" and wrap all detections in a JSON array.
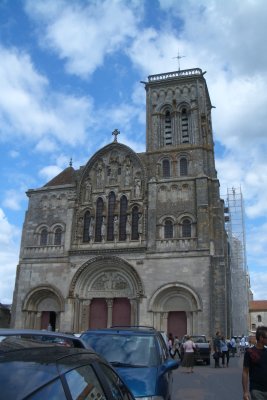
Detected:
[{"left": 224, "top": 187, "right": 249, "bottom": 336}]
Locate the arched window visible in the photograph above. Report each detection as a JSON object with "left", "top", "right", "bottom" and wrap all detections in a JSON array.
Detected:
[
  {"left": 107, "top": 192, "right": 116, "bottom": 241},
  {"left": 40, "top": 228, "right": 48, "bottom": 246},
  {"left": 164, "top": 220, "right": 173, "bottom": 239},
  {"left": 95, "top": 198, "right": 104, "bottom": 242},
  {"left": 182, "top": 219, "right": 191, "bottom": 237},
  {"left": 162, "top": 159, "right": 171, "bottom": 178},
  {"left": 119, "top": 196, "right": 128, "bottom": 241},
  {"left": 54, "top": 227, "right": 62, "bottom": 245},
  {"left": 83, "top": 211, "right": 90, "bottom": 242},
  {"left": 181, "top": 108, "right": 189, "bottom": 143},
  {"left": 180, "top": 157, "right": 188, "bottom": 176},
  {"left": 257, "top": 315, "right": 262, "bottom": 323},
  {"left": 131, "top": 206, "right": 139, "bottom": 240},
  {"left": 165, "top": 110, "right": 172, "bottom": 145}
]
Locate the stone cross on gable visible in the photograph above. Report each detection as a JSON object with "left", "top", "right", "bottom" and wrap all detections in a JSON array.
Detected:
[{"left": 112, "top": 129, "right": 120, "bottom": 142}]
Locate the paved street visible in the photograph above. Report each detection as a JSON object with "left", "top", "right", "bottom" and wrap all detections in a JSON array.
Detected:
[{"left": 172, "top": 355, "right": 244, "bottom": 400}]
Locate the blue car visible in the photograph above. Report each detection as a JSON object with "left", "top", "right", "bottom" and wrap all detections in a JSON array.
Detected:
[{"left": 81, "top": 326, "right": 179, "bottom": 400}]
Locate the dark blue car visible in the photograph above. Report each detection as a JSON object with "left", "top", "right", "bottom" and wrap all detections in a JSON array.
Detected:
[{"left": 81, "top": 326, "right": 179, "bottom": 400}]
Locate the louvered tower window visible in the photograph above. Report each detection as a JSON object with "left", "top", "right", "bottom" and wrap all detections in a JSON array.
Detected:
[
  {"left": 83, "top": 211, "right": 90, "bottom": 242},
  {"left": 54, "top": 227, "right": 62, "bottom": 245},
  {"left": 95, "top": 198, "right": 104, "bottom": 242},
  {"left": 107, "top": 192, "right": 116, "bottom": 241},
  {"left": 182, "top": 219, "right": 191, "bottom": 237},
  {"left": 181, "top": 108, "right": 189, "bottom": 143},
  {"left": 164, "top": 220, "right": 173, "bottom": 239},
  {"left": 162, "top": 159, "right": 171, "bottom": 178},
  {"left": 180, "top": 158, "right": 188, "bottom": 176},
  {"left": 165, "top": 110, "right": 172, "bottom": 145},
  {"left": 119, "top": 195, "right": 128, "bottom": 241},
  {"left": 40, "top": 228, "right": 48, "bottom": 246},
  {"left": 131, "top": 206, "right": 139, "bottom": 240}
]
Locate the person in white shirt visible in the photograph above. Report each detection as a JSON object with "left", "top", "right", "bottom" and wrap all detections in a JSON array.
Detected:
[{"left": 181, "top": 335, "right": 196, "bottom": 373}]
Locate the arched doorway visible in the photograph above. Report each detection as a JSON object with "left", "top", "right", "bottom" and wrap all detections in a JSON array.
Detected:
[
  {"left": 167, "top": 311, "right": 187, "bottom": 338},
  {"left": 69, "top": 256, "right": 144, "bottom": 332},
  {"left": 112, "top": 298, "right": 131, "bottom": 326},
  {"left": 22, "top": 286, "right": 64, "bottom": 330},
  {"left": 148, "top": 283, "right": 202, "bottom": 336},
  {"left": 89, "top": 299, "right": 107, "bottom": 329},
  {"left": 41, "top": 311, "right": 56, "bottom": 331}
]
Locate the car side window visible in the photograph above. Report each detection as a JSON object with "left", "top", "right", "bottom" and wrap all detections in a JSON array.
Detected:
[
  {"left": 99, "top": 363, "right": 134, "bottom": 400},
  {"left": 65, "top": 365, "right": 106, "bottom": 400},
  {"left": 26, "top": 378, "right": 66, "bottom": 400},
  {"left": 157, "top": 334, "right": 168, "bottom": 361}
]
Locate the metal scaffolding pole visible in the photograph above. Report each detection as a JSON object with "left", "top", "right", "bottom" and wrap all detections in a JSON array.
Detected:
[{"left": 224, "top": 187, "right": 249, "bottom": 336}]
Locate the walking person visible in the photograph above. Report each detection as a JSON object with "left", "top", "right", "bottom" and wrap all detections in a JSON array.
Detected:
[
  {"left": 220, "top": 336, "right": 230, "bottom": 368},
  {"left": 181, "top": 335, "right": 196, "bottom": 373},
  {"left": 242, "top": 326, "right": 267, "bottom": 400}
]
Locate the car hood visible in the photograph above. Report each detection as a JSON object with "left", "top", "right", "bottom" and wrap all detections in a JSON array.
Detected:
[{"left": 114, "top": 366, "right": 157, "bottom": 397}]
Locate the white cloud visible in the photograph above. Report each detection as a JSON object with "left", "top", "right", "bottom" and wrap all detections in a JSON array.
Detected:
[
  {"left": 250, "top": 272, "right": 267, "bottom": 300},
  {"left": 0, "top": 45, "right": 95, "bottom": 147},
  {"left": 39, "top": 165, "right": 64, "bottom": 182},
  {"left": 2, "top": 190, "right": 24, "bottom": 211},
  {"left": 25, "top": 0, "right": 142, "bottom": 78},
  {"left": 0, "top": 209, "right": 20, "bottom": 303}
]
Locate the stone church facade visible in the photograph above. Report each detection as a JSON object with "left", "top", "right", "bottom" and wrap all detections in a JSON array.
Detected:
[{"left": 11, "top": 68, "right": 231, "bottom": 338}]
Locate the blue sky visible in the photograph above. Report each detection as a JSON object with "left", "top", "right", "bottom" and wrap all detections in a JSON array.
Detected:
[{"left": 1, "top": 0, "right": 267, "bottom": 303}]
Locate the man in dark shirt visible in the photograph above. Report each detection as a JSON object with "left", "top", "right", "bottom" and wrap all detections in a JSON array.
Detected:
[{"left": 242, "top": 326, "right": 267, "bottom": 400}]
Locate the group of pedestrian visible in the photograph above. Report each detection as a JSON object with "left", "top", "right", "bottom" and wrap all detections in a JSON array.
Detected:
[
  {"left": 167, "top": 326, "right": 267, "bottom": 399},
  {"left": 168, "top": 333, "right": 196, "bottom": 373},
  {"left": 213, "top": 331, "right": 230, "bottom": 368}
]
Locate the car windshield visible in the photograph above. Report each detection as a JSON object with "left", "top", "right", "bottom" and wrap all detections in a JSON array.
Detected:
[{"left": 83, "top": 334, "right": 158, "bottom": 367}]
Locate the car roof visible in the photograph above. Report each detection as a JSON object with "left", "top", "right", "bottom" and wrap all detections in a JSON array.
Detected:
[
  {"left": 0, "top": 328, "right": 87, "bottom": 350},
  {"left": 0, "top": 346, "right": 99, "bottom": 365},
  {"left": 82, "top": 326, "right": 159, "bottom": 335}
]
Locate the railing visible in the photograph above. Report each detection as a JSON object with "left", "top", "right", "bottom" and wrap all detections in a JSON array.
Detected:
[
  {"left": 155, "top": 237, "right": 198, "bottom": 251},
  {"left": 148, "top": 68, "right": 203, "bottom": 82},
  {"left": 23, "top": 245, "right": 64, "bottom": 256}
]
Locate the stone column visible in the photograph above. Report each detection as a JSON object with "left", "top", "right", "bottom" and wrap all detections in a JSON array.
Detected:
[
  {"left": 81, "top": 300, "right": 91, "bottom": 332},
  {"left": 162, "top": 312, "right": 168, "bottom": 333},
  {"left": 34, "top": 312, "right": 42, "bottom": 329},
  {"left": 129, "top": 299, "right": 137, "bottom": 325},
  {"left": 73, "top": 297, "right": 80, "bottom": 333},
  {"left": 106, "top": 299, "right": 114, "bottom": 328}
]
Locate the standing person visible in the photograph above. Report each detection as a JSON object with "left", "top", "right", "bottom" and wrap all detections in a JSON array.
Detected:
[
  {"left": 220, "top": 336, "right": 230, "bottom": 368},
  {"left": 236, "top": 336, "right": 241, "bottom": 357},
  {"left": 230, "top": 336, "right": 237, "bottom": 357},
  {"left": 240, "top": 335, "right": 246, "bottom": 354},
  {"left": 213, "top": 331, "right": 222, "bottom": 368},
  {"left": 172, "top": 336, "right": 181, "bottom": 359},
  {"left": 168, "top": 333, "right": 174, "bottom": 358},
  {"left": 181, "top": 335, "right": 196, "bottom": 373},
  {"left": 242, "top": 326, "right": 267, "bottom": 400}
]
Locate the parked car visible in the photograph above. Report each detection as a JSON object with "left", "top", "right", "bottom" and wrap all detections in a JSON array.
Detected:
[
  {"left": 0, "top": 346, "right": 135, "bottom": 400},
  {"left": 81, "top": 326, "right": 179, "bottom": 400},
  {"left": 0, "top": 328, "right": 87, "bottom": 352},
  {"left": 181, "top": 335, "right": 211, "bottom": 365}
]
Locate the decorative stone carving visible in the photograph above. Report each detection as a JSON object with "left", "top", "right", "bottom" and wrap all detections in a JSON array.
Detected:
[
  {"left": 96, "top": 159, "right": 105, "bottom": 189},
  {"left": 84, "top": 179, "right": 92, "bottom": 202},
  {"left": 89, "top": 217, "right": 95, "bottom": 241},
  {"left": 92, "top": 272, "right": 129, "bottom": 292},
  {"left": 134, "top": 175, "right": 141, "bottom": 198}
]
